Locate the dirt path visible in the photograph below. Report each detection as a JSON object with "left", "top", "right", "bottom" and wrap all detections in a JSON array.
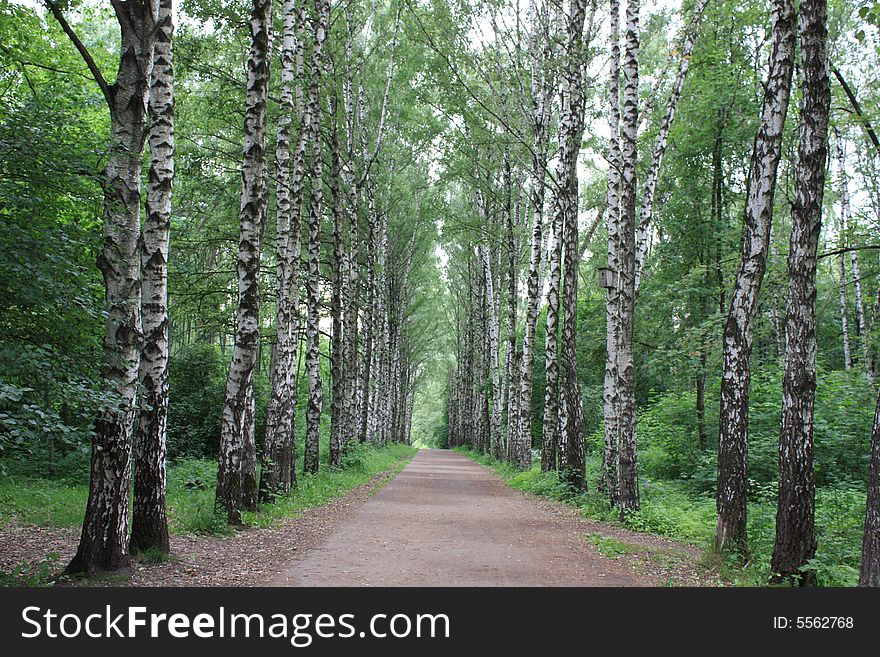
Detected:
[{"left": 275, "top": 449, "right": 706, "bottom": 586}]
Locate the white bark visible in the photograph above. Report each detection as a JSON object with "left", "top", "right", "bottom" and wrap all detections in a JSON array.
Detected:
[
  {"left": 771, "top": 0, "right": 830, "bottom": 580},
  {"left": 216, "top": 0, "right": 272, "bottom": 521},
  {"left": 261, "top": 0, "right": 302, "bottom": 500},
  {"left": 603, "top": 0, "right": 622, "bottom": 502},
  {"left": 479, "top": 225, "right": 503, "bottom": 460},
  {"left": 617, "top": 0, "right": 640, "bottom": 515},
  {"left": 52, "top": 0, "right": 158, "bottom": 573},
  {"left": 304, "top": 0, "right": 329, "bottom": 474},
  {"left": 716, "top": 0, "right": 796, "bottom": 556},
  {"left": 835, "top": 129, "right": 873, "bottom": 380},
  {"left": 132, "top": 0, "right": 173, "bottom": 554}
]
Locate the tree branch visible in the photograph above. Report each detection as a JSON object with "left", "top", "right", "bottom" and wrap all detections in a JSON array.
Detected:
[
  {"left": 832, "top": 65, "right": 880, "bottom": 158},
  {"left": 44, "top": 0, "right": 113, "bottom": 109},
  {"left": 580, "top": 200, "right": 607, "bottom": 261},
  {"left": 818, "top": 244, "right": 880, "bottom": 260}
]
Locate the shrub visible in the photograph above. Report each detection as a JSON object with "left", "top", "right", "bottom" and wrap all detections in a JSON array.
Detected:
[{"left": 167, "top": 344, "right": 226, "bottom": 459}]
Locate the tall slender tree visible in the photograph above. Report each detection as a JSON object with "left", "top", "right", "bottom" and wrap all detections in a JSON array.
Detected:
[
  {"left": 131, "top": 0, "right": 174, "bottom": 554},
  {"left": 216, "top": 0, "right": 272, "bottom": 522},
  {"left": 329, "top": 91, "right": 345, "bottom": 467},
  {"left": 303, "top": 0, "right": 330, "bottom": 475},
  {"left": 556, "top": 0, "right": 590, "bottom": 490},
  {"left": 602, "top": 0, "right": 622, "bottom": 501},
  {"left": 522, "top": 0, "right": 554, "bottom": 472},
  {"left": 834, "top": 129, "right": 872, "bottom": 380},
  {"left": 260, "top": 0, "right": 303, "bottom": 501},
  {"left": 342, "top": 10, "right": 361, "bottom": 446},
  {"left": 771, "top": 0, "right": 830, "bottom": 584},
  {"left": 616, "top": 0, "right": 641, "bottom": 515},
  {"left": 716, "top": 0, "right": 796, "bottom": 557},
  {"left": 46, "top": 0, "right": 158, "bottom": 575},
  {"left": 861, "top": 389, "right": 880, "bottom": 586}
]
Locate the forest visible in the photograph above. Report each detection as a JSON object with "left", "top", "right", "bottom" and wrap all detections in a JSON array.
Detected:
[{"left": 1, "top": 0, "right": 879, "bottom": 588}]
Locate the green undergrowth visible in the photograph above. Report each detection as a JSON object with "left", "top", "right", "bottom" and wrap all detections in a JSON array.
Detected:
[
  {"left": 453, "top": 446, "right": 864, "bottom": 587},
  {"left": 0, "top": 443, "right": 416, "bottom": 537},
  {"left": 241, "top": 442, "right": 415, "bottom": 529},
  {"left": 586, "top": 533, "right": 641, "bottom": 559},
  {"left": 0, "top": 552, "right": 62, "bottom": 587}
]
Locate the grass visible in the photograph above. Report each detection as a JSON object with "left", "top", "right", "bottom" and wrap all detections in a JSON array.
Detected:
[
  {"left": 453, "top": 446, "right": 865, "bottom": 587},
  {"left": 586, "top": 533, "right": 641, "bottom": 559},
  {"left": 0, "top": 552, "right": 62, "bottom": 587},
  {"left": 241, "top": 442, "right": 415, "bottom": 529},
  {"left": 0, "top": 442, "right": 416, "bottom": 537},
  {"left": 0, "top": 477, "right": 89, "bottom": 529}
]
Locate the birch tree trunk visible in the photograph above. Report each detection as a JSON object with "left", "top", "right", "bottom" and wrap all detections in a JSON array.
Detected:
[
  {"left": 367, "top": 199, "right": 387, "bottom": 444},
  {"left": 303, "top": 0, "right": 329, "bottom": 475},
  {"left": 602, "top": 0, "right": 622, "bottom": 501},
  {"left": 377, "top": 210, "right": 391, "bottom": 444},
  {"left": 541, "top": 206, "right": 563, "bottom": 468},
  {"left": 768, "top": 227, "right": 785, "bottom": 359},
  {"left": 616, "top": 0, "right": 641, "bottom": 515},
  {"left": 836, "top": 218, "right": 853, "bottom": 370},
  {"left": 835, "top": 129, "right": 872, "bottom": 380},
  {"left": 260, "top": 0, "right": 302, "bottom": 501},
  {"left": 460, "top": 258, "right": 476, "bottom": 449},
  {"left": 478, "top": 264, "right": 491, "bottom": 454},
  {"left": 481, "top": 238, "right": 503, "bottom": 461},
  {"left": 523, "top": 0, "right": 553, "bottom": 472},
  {"left": 242, "top": 375, "right": 258, "bottom": 509},
  {"left": 54, "top": 0, "right": 158, "bottom": 575},
  {"left": 716, "top": 0, "right": 796, "bottom": 557},
  {"left": 771, "top": 0, "right": 830, "bottom": 583},
  {"left": 557, "top": 0, "right": 589, "bottom": 490},
  {"left": 216, "top": 0, "right": 272, "bottom": 523},
  {"left": 860, "top": 388, "right": 880, "bottom": 586},
  {"left": 342, "top": 15, "right": 360, "bottom": 444},
  {"left": 505, "top": 172, "right": 522, "bottom": 466},
  {"left": 359, "top": 179, "right": 377, "bottom": 443},
  {"left": 329, "top": 93, "right": 344, "bottom": 466},
  {"left": 131, "top": 0, "right": 173, "bottom": 555},
  {"left": 521, "top": 175, "right": 547, "bottom": 469}
]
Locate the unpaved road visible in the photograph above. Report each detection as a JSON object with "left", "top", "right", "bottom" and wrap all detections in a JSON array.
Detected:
[{"left": 276, "top": 449, "right": 664, "bottom": 586}]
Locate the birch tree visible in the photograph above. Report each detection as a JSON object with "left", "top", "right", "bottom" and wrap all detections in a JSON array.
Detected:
[
  {"left": 216, "top": 0, "right": 272, "bottom": 522},
  {"left": 303, "top": 0, "right": 329, "bottom": 475},
  {"left": 835, "top": 214, "right": 854, "bottom": 370},
  {"left": 616, "top": 0, "right": 641, "bottom": 515},
  {"left": 716, "top": 0, "right": 796, "bottom": 557},
  {"left": 602, "top": 0, "right": 623, "bottom": 501},
  {"left": 609, "top": 0, "right": 709, "bottom": 514},
  {"left": 556, "top": 0, "right": 590, "bottom": 490},
  {"left": 633, "top": 0, "right": 710, "bottom": 290},
  {"left": 342, "top": 12, "right": 361, "bottom": 445},
  {"left": 771, "top": 0, "right": 830, "bottom": 583},
  {"left": 260, "top": 0, "right": 303, "bottom": 501},
  {"left": 541, "top": 200, "right": 563, "bottom": 468},
  {"left": 131, "top": 0, "right": 174, "bottom": 555},
  {"left": 329, "top": 91, "right": 345, "bottom": 466},
  {"left": 861, "top": 389, "right": 880, "bottom": 586},
  {"left": 46, "top": 0, "right": 158, "bottom": 575},
  {"left": 476, "top": 191, "right": 504, "bottom": 460},
  {"left": 503, "top": 161, "right": 521, "bottom": 465},
  {"left": 521, "top": 0, "right": 554, "bottom": 472},
  {"left": 834, "top": 129, "right": 872, "bottom": 380}
]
